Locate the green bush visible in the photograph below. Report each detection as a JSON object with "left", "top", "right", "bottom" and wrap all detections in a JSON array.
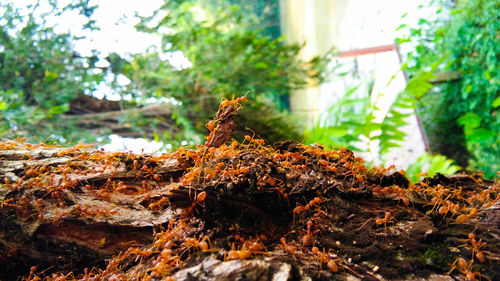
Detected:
[
  {"left": 121, "top": 1, "right": 328, "bottom": 145},
  {"left": 406, "top": 153, "right": 461, "bottom": 183},
  {"left": 1, "top": 0, "right": 327, "bottom": 147},
  {"left": 401, "top": 0, "right": 499, "bottom": 178},
  {"left": 0, "top": 1, "right": 102, "bottom": 143}
]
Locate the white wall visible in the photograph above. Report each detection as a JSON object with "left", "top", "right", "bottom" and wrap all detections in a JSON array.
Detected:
[{"left": 280, "top": 0, "right": 431, "bottom": 169}]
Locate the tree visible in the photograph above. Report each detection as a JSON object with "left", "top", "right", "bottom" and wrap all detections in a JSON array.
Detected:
[
  {"left": 0, "top": 0, "right": 103, "bottom": 143},
  {"left": 115, "top": 0, "right": 329, "bottom": 145},
  {"left": 1, "top": 0, "right": 327, "bottom": 147},
  {"left": 401, "top": 0, "right": 500, "bottom": 178}
]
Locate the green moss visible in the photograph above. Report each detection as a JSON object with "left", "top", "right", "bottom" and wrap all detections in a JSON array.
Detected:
[{"left": 419, "top": 248, "right": 454, "bottom": 268}]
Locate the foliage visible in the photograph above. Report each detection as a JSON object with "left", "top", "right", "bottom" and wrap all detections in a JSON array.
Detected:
[
  {"left": 304, "top": 74, "right": 463, "bottom": 180},
  {"left": 400, "top": 0, "right": 499, "bottom": 178},
  {"left": 304, "top": 57, "right": 464, "bottom": 178},
  {"left": 305, "top": 65, "right": 437, "bottom": 160},
  {"left": 1, "top": 0, "right": 327, "bottom": 147},
  {"left": 406, "top": 152, "right": 461, "bottom": 183},
  {"left": 118, "top": 0, "right": 327, "bottom": 145},
  {"left": 304, "top": 85, "right": 371, "bottom": 151},
  {"left": 0, "top": 1, "right": 103, "bottom": 143},
  {"left": 204, "top": 0, "right": 281, "bottom": 38}
]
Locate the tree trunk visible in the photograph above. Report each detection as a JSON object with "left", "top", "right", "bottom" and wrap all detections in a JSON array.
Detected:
[{"left": 1, "top": 139, "right": 499, "bottom": 281}]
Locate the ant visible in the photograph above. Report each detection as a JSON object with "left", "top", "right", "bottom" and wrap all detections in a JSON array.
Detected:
[
  {"left": 226, "top": 245, "right": 252, "bottom": 260},
  {"left": 245, "top": 135, "right": 265, "bottom": 146},
  {"left": 220, "top": 93, "right": 248, "bottom": 109},
  {"left": 357, "top": 211, "right": 396, "bottom": 232},
  {"left": 206, "top": 120, "right": 215, "bottom": 131},
  {"left": 181, "top": 167, "right": 201, "bottom": 186},
  {"left": 184, "top": 191, "right": 207, "bottom": 215},
  {"left": 149, "top": 249, "right": 182, "bottom": 277},
  {"left": 438, "top": 200, "right": 462, "bottom": 218},
  {"left": 123, "top": 247, "right": 154, "bottom": 263},
  {"left": 311, "top": 247, "right": 340, "bottom": 273},
  {"left": 375, "top": 211, "right": 397, "bottom": 231},
  {"left": 461, "top": 232, "right": 487, "bottom": 263},
  {"left": 293, "top": 197, "right": 325, "bottom": 222},
  {"left": 148, "top": 197, "right": 170, "bottom": 210},
  {"left": 279, "top": 237, "right": 296, "bottom": 255},
  {"left": 455, "top": 208, "right": 478, "bottom": 224},
  {"left": 184, "top": 235, "right": 211, "bottom": 252},
  {"left": 448, "top": 257, "right": 484, "bottom": 281},
  {"left": 302, "top": 220, "right": 319, "bottom": 247},
  {"left": 226, "top": 235, "right": 268, "bottom": 260}
]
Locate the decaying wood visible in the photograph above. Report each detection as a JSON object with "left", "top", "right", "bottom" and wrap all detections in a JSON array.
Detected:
[
  {"left": 204, "top": 95, "right": 247, "bottom": 148},
  {"left": 0, "top": 142, "right": 185, "bottom": 277},
  {"left": 65, "top": 104, "right": 179, "bottom": 139},
  {"left": 1, "top": 96, "right": 497, "bottom": 281},
  {"left": 1, "top": 137, "right": 499, "bottom": 281}
]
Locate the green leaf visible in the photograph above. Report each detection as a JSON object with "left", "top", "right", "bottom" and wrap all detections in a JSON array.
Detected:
[
  {"left": 466, "top": 128, "right": 496, "bottom": 143},
  {"left": 48, "top": 104, "right": 70, "bottom": 114},
  {"left": 44, "top": 70, "right": 59, "bottom": 81},
  {"left": 427, "top": 155, "right": 461, "bottom": 178},
  {"left": 0, "top": 98, "right": 6, "bottom": 110},
  {"left": 396, "top": 37, "right": 411, "bottom": 44},
  {"left": 403, "top": 0, "right": 500, "bottom": 178},
  {"left": 484, "top": 72, "right": 491, "bottom": 80},
  {"left": 493, "top": 97, "right": 500, "bottom": 108},
  {"left": 153, "top": 130, "right": 160, "bottom": 142},
  {"left": 325, "top": 126, "right": 349, "bottom": 137},
  {"left": 254, "top": 62, "right": 268, "bottom": 69},
  {"left": 407, "top": 153, "right": 461, "bottom": 183},
  {"left": 395, "top": 24, "right": 409, "bottom": 31},
  {"left": 457, "top": 113, "right": 482, "bottom": 129}
]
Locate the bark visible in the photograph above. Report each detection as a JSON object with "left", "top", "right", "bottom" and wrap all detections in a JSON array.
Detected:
[
  {"left": 66, "top": 101, "right": 179, "bottom": 139},
  {"left": 0, "top": 141, "right": 182, "bottom": 277},
  {"left": 0, "top": 139, "right": 499, "bottom": 281},
  {"left": 63, "top": 94, "right": 300, "bottom": 143}
]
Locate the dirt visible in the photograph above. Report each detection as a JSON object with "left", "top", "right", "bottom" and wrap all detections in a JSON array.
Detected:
[{"left": 166, "top": 139, "right": 499, "bottom": 281}]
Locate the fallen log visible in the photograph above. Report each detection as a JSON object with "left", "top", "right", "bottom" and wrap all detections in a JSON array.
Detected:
[
  {"left": 0, "top": 141, "right": 182, "bottom": 276},
  {"left": 0, "top": 137, "right": 498, "bottom": 281},
  {"left": 1, "top": 96, "right": 499, "bottom": 281}
]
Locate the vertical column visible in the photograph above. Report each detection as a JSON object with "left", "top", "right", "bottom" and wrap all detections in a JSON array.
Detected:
[{"left": 278, "top": 0, "right": 347, "bottom": 128}]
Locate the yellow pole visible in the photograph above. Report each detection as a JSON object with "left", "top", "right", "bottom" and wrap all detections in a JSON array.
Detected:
[{"left": 279, "top": 0, "right": 346, "bottom": 128}]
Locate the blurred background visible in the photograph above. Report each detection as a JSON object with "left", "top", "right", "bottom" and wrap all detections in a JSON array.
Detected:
[{"left": 0, "top": 0, "right": 498, "bottom": 181}]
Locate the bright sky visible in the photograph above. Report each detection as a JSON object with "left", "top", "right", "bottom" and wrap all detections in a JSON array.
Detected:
[
  {"left": 80, "top": 0, "right": 163, "bottom": 56},
  {"left": 67, "top": 0, "right": 164, "bottom": 57},
  {"left": 5, "top": 0, "right": 432, "bottom": 56},
  {"left": 338, "top": 0, "right": 429, "bottom": 50}
]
